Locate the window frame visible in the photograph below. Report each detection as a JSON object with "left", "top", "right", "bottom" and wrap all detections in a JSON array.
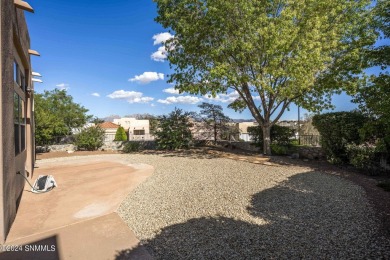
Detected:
[
  {"left": 13, "top": 59, "right": 27, "bottom": 156},
  {"left": 133, "top": 129, "right": 145, "bottom": 136}
]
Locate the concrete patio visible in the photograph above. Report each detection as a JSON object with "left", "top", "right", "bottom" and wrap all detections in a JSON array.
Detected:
[{"left": 0, "top": 156, "right": 154, "bottom": 260}]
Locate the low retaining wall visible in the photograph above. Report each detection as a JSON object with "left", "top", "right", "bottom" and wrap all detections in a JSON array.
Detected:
[
  {"left": 36, "top": 144, "right": 75, "bottom": 153},
  {"left": 216, "top": 141, "right": 260, "bottom": 152},
  {"left": 216, "top": 141, "right": 325, "bottom": 160},
  {"left": 297, "top": 146, "right": 325, "bottom": 160},
  {"left": 101, "top": 141, "right": 124, "bottom": 151}
]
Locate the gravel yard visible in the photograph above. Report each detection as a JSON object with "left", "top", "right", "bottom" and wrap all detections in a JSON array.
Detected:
[{"left": 116, "top": 153, "right": 390, "bottom": 259}]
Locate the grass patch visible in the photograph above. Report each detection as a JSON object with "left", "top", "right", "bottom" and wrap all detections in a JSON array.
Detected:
[{"left": 377, "top": 181, "right": 390, "bottom": 192}]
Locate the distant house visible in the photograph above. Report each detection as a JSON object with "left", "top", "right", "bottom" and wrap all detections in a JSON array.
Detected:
[
  {"left": 99, "top": 122, "right": 120, "bottom": 143},
  {"left": 237, "top": 122, "right": 258, "bottom": 142},
  {"left": 189, "top": 120, "right": 212, "bottom": 140},
  {"left": 0, "top": 1, "right": 38, "bottom": 242},
  {"left": 113, "top": 118, "right": 153, "bottom": 140}
]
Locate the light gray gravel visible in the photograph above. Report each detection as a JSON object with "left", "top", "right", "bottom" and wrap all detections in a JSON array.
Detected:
[
  {"left": 41, "top": 154, "right": 390, "bottom": 259},
  {"left": 115, "top": 153, "right": 390, "bottom": 259}
]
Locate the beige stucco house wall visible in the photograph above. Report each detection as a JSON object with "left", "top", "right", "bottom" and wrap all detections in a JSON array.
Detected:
[
  {"left": 0, "top": 0, "right": 36, "bottom": 243},
  {"left": 113, "top": 117, "right": 152, "bottom": 140},
  {"left": 237, "top": 122, "right": 258, "bottom": 141},
  {"left": 99, "top": 122, "right": 120, "bottom": 143}
]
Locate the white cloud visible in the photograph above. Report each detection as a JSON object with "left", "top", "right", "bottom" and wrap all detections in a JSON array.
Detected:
[
  {"left": 151, "top": 46, "right": 167, "bottom": 62},
  {"left": 129, "top": 72, "right": 164, "bottom": 84},
  {"left": 163, "top": 87, "right": 180, "bottom": 95},
  {"left": 204, "top": 91, "right": 240, "bottom": 103},
  {"left": 56, "top": 83, "right": 69, "bottom": 90},
  {"left": 151, "top": 32, "right": 174, "bottom": 62},
  {"left": 157, "top": 95, "right": 203, "bottom": 105},
  {"left": 153, "top": 32, "right": 174, "bottom": 45},
  {"left": 91, "top": 92, "right": 100, "bottom": 97},
  {"left": 107, "top": 90, "right": 154, "bottom": 104}
]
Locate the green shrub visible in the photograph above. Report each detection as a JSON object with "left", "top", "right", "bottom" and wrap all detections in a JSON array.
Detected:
[
  {"left": 312, "top": 111, "right": 367, "bottom": 164},
  {"left": 114, "top": 126, "right": 127, "bottom": 141},
  {"left": 346, "top": 143, "right": 378, "bottom": 170},
  {"left": 271, "top": 144, "right": 289, "bottom": 155},
  {"left": 155, "top": 108, "right": 193, "bottom": 150},
  {"left": 74, "top": 126, "right": 105, "bottom": 151},
  {"left": 123, "top": 141, "right": 141, "bottom": 153},
  {"left": 248, "top": 125, "right": 295, "bottom": 150}
]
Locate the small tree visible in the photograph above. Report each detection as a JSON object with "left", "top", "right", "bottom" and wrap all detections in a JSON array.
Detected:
[
  {"left": 198, "top": 102, "right": 232, "bottom": 144},
  {"left": 114, "top": 126, "right": 127, "bottom": 141},
  {"left": 74, "top": 126, "right": 105, "bottom": 151},
  {"left": 155, "top": 108, "right": 193, "bottom": 150}
]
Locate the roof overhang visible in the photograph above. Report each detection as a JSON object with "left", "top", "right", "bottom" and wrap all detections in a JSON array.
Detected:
[{"left": 14, "top": 0, "right": 34, "bottom": 13}]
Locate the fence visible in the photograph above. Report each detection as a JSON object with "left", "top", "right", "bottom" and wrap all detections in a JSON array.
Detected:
[{"left": 297, "top": 135, "right": 321, "bottom": 147}]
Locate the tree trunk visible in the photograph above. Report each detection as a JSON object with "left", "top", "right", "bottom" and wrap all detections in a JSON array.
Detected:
[
  {"left": 262, "top": 124, "right": 272, "bottom": 155},
  {"left": 214, "top": 123, "right": 217, "bottom": 145}
]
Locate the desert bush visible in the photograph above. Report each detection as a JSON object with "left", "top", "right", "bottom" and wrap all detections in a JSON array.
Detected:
[
  {"left": 346, "top": 138, "right": 388, "bottom": 173},
  {"left": 122, "top": 141, "right": 156, "bottom": 152},
  {"left": 74, "top": 126, "right": 105, "bottom": 151},
  {"left": 312, "top": 111, "right": 367, "bottom": 164},
  {"left": 271, "top": 144, "right": 290, "bottom": 155},
  {"left": 123, "top": 141, "right": 141, "bottom": 153},
  {"left": 248, "top": 125, "right": 295, "bottom": 151},
  {"left": 155, "top": 108, "right": 193, "bottom": 150},
  {"left": 346, "top": 143, "right": 378, "bottom": 170}
]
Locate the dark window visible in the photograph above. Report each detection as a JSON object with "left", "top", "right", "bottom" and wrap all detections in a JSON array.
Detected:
[
  {"left": 14, "top": 92, "right": 19, "bottom": 123},
  {"left": 14, "top": 124, "right": 20, "bottom": 155},
  {"left": 13, "top": 58, "right": 26, "bottom": 155},
  {"left": 14, "top": 92, "right": 26, "bottom": 155},
  {"left": 21, "top": 125, "right": 26, "bottom": 152},
  {"left": 14, "top": 61, "right": 19, "bottom": 84},
  {"left": 20, "top": 73, "right": 26, "bottom": 92},
  {"left": 133, "top": 130, "right": 145, "bottom": 135}
]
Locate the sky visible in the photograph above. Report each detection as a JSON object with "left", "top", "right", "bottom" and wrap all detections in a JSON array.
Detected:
[{"left": 25, "top": 0, "right": 377, "bottom": 121}]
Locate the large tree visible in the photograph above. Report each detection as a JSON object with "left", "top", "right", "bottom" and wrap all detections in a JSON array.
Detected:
[
  {"left": 35, "top": 89, "right": 91, "bottom": 145},
  {"left": 154, "top": 0, "right": 376, "bottom": 154}
]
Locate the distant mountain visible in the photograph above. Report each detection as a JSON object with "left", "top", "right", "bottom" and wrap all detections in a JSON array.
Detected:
[
  {"left": 231, "top": 119, "right": 256, "bottom": 123},
  {"left": 102, "top": 114, "right": 121, "bottom": 122},
  {"left": 124, "top": 113, "right": 158, "bottom": 119}
]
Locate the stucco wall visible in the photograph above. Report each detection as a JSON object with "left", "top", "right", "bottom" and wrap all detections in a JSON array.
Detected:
[{"left": 0, "top": 1, "right": 32, "bottom": 243}]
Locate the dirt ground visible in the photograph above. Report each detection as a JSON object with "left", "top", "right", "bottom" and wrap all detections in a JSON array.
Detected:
[{"left": 36, "top": 148, "right": 390, "bottom": 238}]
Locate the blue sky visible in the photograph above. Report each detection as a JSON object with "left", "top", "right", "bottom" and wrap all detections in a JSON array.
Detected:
[{"left": 26, "top": 0, "right": 375, "bottom": 121}]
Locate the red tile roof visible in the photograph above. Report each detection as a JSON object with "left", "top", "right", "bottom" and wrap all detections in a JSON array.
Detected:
[{"left": 99, "top": 122, "right": 120, "bottom": 129}]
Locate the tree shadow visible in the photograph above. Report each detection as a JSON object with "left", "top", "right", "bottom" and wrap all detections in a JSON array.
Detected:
[{"left": 116, "top": 172, "right": 390, "bottom": 259}]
